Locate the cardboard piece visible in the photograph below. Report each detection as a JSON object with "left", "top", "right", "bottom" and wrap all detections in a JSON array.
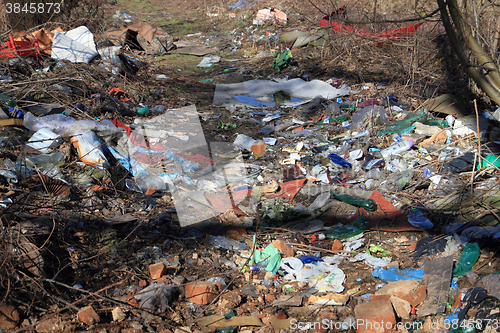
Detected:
[{"left": 104, "top": 22, "right": 174, "bottom": 55}]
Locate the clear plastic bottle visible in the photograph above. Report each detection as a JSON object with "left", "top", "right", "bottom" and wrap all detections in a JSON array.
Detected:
[
  {"left": 365, "top": 168, "right": 383, "bottom": 179},
  {"left": 24, "top": 152, "right": 65, "bottom": 168},
  {"left": 135, "top": 175, "right": 168, "bottom": 192},
  {"left": 380, "top": 140, "right": 414, "bottom": 159}
]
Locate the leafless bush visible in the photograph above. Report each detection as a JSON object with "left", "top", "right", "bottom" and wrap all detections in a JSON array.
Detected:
[{"left": 1, "top": 0, "right": 104, "bottom": 33}]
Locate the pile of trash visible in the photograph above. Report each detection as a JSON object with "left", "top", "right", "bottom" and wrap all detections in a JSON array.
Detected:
[{"left": 0, "top": 6, "right": 499, "bottom": 333}]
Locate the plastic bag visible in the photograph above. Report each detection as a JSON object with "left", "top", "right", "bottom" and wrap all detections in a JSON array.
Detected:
[{"left": 71, "top": 130, "right": 109, "bottom": 167}]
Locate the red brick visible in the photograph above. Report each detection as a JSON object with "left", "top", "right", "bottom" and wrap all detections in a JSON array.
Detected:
[
  {"left": 0, "top": 313, "right": 16, "bottom": 332},
  {"left": 138, "top": 280, "right": 147, "bottom": 287},
  {"left": 77, "top": 305, "right": 100, "bottom": 326},
  {"left": 149, "top": 262, "right": 167, "bottom": 280},
  {"left": 271, "top": 239, "right": 294, "bottom": 258},
  {"left": 251, "top": 142, "right": 267, "bottom": 154},
  {"left": 408, "top": 242, "right": 417, "bottom": 251},
  {"left": 185, "top": 281, "right": 222, "bottom": 304},
  {"left": 128, "top": 298, "right": 139, "bottom": 308},
  {"left": 374, "top": 279, "right": 427, "bottom": 307},
  {"left": 0, "top": 303, "right": 19, "bottom": 323},
  {"left": 390, "top": 296, "right": 411, "bottom": 319},
  {"left": 354, "top": 298, "right": 396, "bottom": 333},
  {"left": 331, "top": 239, "right": 343, "bottom": 251},
  {"left": 265, "top": 293, "right": 276, "bottom": 302}
]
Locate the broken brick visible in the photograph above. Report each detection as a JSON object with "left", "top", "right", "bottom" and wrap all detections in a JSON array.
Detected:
[
  {"left": 354, "top": 298, "right": 396, "bottom": 333},
  {"left": 331, "top": 239, "right": 343, "bottom": 251},
  {"left": 375, "top": 279, "right": 427, "bottom": 307},
  {"left": 271, "top": 239, "right": 294, "bottom": 257},
  {"left": 390, "top": 296, "right": 411, "bottom": 319},
  {"left": 185, "top": 281, "right": 222, "bottom": 305},
  {"left": 149, "top": 262, "right": 167, "bottom": 279},
  {"left": 77, "top": 305, "right": 100, "bottom": 326}
]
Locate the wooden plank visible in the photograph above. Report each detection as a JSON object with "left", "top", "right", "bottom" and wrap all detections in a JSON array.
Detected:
[{"left": 418, "top": 255, "right": 454, "bottom": 317}]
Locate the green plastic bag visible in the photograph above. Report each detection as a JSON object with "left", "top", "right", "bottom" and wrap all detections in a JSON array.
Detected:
[{"left": 271, "top": 48, "right": 293, "bottom": 72}]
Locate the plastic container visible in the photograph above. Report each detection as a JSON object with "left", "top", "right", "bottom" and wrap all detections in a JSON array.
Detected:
[
  {"left": 453, "top": 242, "right": 480, "bottom": 276},
  {"left": 361, "top": 158, "right": 385, "bottom": 171},
  {"left": 380, "top": 140, "right": 413, "bottom": 159},
  {"left": 407, "top": 209, "right": 434, "bottom": 230},
  {"left": 24, "top": 152, "right": 65, "bottom": 168},
  {"left": 324, "top": 216, "right": 369, "bottom": 240},
  {"left": 26, "top": 128, "right": 62, "bottom": 154},
  {"left": 331, "top": 192, "right": 378, "bottom": 211}
]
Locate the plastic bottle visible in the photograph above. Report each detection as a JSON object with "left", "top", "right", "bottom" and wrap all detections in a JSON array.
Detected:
[
  {"left": 23, "top": 112, "right": 77, "bottom": 134},
  {"left": 453, "top": 242, "right": 480, "bottom": 276},
  {"left": 365, "top": 168, "right": 383, "bottom": 179},
  {"left": 358, "top": 98, "right": 378, "bottom": 108},
  {"left": 327, "top": 154, "right": 352, "bottom": 168},
  {"left": 324, "top": 217, "right": 369, "bottom": 240},
  {"left": 361, "top": 158, "right": 385, "bottom": 171},
  {"left": 208, "top": 235, "right": 250, "bottom": 252},
  {"left": 392, "top": 168, "right": 414, "bottom": 186},
  {"left": 0, "top": 93, "right": 16, "bottom": 107},
  {"left": 331, "top": 192, "right": 378, "bottom": 211},
  {"left": 24, "top": 152, "right": 65, "bottom": 168},
  {"left": 135, "top": 175, "right": 168, "bottom": 192},
  {"left": 380, "top": 140, "right": 413, "bottom": 159}
]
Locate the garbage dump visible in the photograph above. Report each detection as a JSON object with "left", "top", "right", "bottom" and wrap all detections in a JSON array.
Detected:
[{"left": 0, "top": 1, "right": 499, "bottom": 332}]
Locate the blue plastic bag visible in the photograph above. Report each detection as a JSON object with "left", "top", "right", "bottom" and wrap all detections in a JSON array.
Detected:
[
  {"left": 407, "top": 209, "right": 434, "bottom": 230},
  {"left": 372, "top": 266, "right": 423, "bottom": 282}
]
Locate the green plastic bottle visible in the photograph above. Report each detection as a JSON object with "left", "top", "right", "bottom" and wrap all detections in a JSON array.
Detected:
[
  {"left": 0, "top": 93, "right": 16, "bottom": 107},
  {"left": 324, "top": 216, "right": 369, "bottom": 240},
  {"left": 453, "top": 242, "right": 480, "bottom": 276},
  {"left": 331, "top": 192, "right": 378, "bottom": 211}
]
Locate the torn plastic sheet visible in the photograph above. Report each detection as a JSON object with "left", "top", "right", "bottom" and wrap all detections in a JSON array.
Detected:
[
  {"left": 213, "top": 78, "right": 350, "bottom": 108},
  {"left": 115, "top": 105, "right": 249, "bottom": 227},
  {"left": 51, "top": 26, "right": 98, "bottom": 63}
]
